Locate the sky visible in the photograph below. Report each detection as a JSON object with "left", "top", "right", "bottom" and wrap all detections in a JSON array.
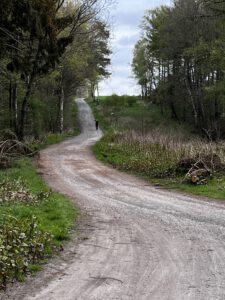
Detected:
[{"left": 99, "top": 0, "right": 171, "bottom": 96}]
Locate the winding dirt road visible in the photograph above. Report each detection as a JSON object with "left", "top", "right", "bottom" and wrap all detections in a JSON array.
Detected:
[{"left": 4, "top": 98, "right": 225, "bottom": 300}]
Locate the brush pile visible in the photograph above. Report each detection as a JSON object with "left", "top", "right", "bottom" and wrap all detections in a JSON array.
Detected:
[
  {"left": 176, "top": 154, "right": 225, "bottom": 185},
  {"left": 0, "top": 130, "right": 35, "bottom": 169}
]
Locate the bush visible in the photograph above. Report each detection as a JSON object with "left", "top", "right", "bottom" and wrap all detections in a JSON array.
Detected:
[
  {"left": 0, "top": 158, "right": 78, "bottom": 290},
  {"left": 0, "top": 215, "right": 52, "bottom": 290},
  {"left": 0, "top": 178, "right": 51, "bottom": 205}
]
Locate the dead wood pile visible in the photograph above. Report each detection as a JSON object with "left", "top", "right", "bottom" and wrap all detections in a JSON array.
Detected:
[
  {"left": 175, "top": 154, "right": 225, "bottom": 185},
  {"left": 0, "top": 130, "right": 36, "bottom": 169}
]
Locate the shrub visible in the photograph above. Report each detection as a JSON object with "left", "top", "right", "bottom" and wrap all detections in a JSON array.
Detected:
[
  {"left": 0, "top": 178, "right": 51, "bottom": 205},
  {"left": 0, "top": 215, "right": 52, "bottom": 290}
]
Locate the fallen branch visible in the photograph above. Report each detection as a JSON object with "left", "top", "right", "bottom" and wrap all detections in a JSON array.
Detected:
[{"left": 0, "top": 138, "right": 37, "bottom": 169}]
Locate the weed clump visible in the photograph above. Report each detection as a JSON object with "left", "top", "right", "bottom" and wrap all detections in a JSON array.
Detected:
[
  {"left": 0, "top": 177, "right": 52, "bottom": 290},
  {"left": 0, "top": 215, "right": 52, "bottom": 290},
  {"left": 0, "top": 178, "right": 51, "bottom": 205}
]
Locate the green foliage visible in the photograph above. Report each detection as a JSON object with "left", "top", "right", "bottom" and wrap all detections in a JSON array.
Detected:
[
  {"left": 0, "top": 158, "right": 79, "bottom": 289},
  {"left": 93, "top": 132, "right": 179, "bottom": 178},
  {"left": 0, "top": 215, "right": 52, "bottom": 290},
  {"left": 92, "top": 94, "right": 225, "bottom": 200},
  {"left": 90, "top": 94, "right": 191, "bottom": 134},
  {"left": 89, "top": 95, "right": 146, "bottom": 133},
  {"left": 0, "top": 0, "right": 111, "bottom": 140},
  {"left": 0, "top": 178, "right": 50, "bottom": 205},
  {"left": 132, "top": 0, "right": 225, "bottom": 139}
]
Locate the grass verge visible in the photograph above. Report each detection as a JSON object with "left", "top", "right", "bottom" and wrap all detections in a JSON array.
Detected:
[
  {"left": 0, "top": 157, "right": 79, "bottom": 289},
  {"left": 0, "top": 115, "right": 80, "bottom": 289},
  {"left": 0, "top": 158, "right": 78, "bottom": 243},
  {"left": 90, "top": 95, "right": 225, "bottom": 201}
]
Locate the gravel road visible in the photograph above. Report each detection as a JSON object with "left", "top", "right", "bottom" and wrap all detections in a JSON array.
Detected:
[{"left": 3, "top": 98, "right": 225, "bottom": 300}]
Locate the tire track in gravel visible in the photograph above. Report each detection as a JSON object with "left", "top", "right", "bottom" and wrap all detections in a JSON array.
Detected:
[{"left": 3, "top": 98, "right": 225, "bottom": 300}]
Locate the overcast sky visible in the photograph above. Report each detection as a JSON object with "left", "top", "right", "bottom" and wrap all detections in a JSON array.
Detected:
[{"left": 99, "top": 0, "right": 172, "bottom": 96}]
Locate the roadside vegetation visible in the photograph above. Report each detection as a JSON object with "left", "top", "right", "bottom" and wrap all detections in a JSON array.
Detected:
[
  {"left": 0, "top": 0, "right": 112, "bottom": 291},
  {"left": 0, "top": 0, "right": 111, "bottom": 141},
  {"left": 0, "top": 157, "right": 78, "bottom": 290},
  {"left": 0, "top": 0, "right": 112, "bottom": 292},
  {"left": 90, "top": 0, "right": 225, "bottom": 201},
  {"left": 90, "top": 95, "right": 225, "bottom": 200},
  {"left": 0, "top": 98, "right": 80, "bottom": 291}
]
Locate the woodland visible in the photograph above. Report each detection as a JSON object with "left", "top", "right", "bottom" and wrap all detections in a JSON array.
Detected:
[
  {"left": 0, "top": 0, "right": 111, "bottom": 141},
  {"left": 132, "top": 0, "right": 225, "bottom": 140}
]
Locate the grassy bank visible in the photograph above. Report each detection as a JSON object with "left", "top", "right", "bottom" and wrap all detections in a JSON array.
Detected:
[
  {"left": 0, "top": 157, "right": 79, "bottom": 289},
  {"left": 0, "top": 104, "right": 80, "bottom": 290},
  {"left": 90, "top": 95, "right": 193, "bottom": 134},
  {"left": 90, "top": 95, "right": 225, "bottom": 200},
  {"left": 0, "top": 158, "right": 78, "bottom": 242}
]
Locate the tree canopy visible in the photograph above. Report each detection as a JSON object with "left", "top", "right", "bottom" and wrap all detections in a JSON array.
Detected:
[
  {"left": 132, "top": 0, "right": 225, "bottom": 139},
  {"left": 0, "top": 0, "right": 111, "bottom": 140}
]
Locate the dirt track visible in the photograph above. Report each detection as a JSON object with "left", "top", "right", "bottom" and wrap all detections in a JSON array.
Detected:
[{"left": 3, "top": 98, "right": 225, "bottom": 300}]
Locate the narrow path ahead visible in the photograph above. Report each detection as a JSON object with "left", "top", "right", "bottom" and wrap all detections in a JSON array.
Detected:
[{"left": 5, "top": 99, "right": 225, "bottom": 300}]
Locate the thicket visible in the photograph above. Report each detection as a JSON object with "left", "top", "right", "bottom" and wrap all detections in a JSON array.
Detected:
[
  {"left": 132, "top": 0, "right": 225, "bottom": 140},
  {"left": 0, "top": 178, "right": 51, "bottom": 290}
]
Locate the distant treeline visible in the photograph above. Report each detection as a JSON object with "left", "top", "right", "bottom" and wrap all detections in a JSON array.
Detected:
[{"left": 132, "top": 0, "right": 225, "bottom": 140}]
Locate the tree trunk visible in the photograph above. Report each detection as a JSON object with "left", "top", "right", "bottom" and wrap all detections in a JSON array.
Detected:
[
  {"left": 9, "top": 80, "right": 18, "bottom": 133},
  {"left": 184, "top": 60, "right": 198, "bottom": 127},
  {"left": 59, "top": 82, "right": 64, "bottom": 134},
  {"left": 9, "top": 79, "right": 13, "bottom": 129},
  {"left": 17, "top": 77, "right": 33, "bottom": 140},
  {"left": 91, "top": 82, "right": 96, "bottom": 101},
  {"left": 12, "top": 82, "right": 18, "bottom": 134}
]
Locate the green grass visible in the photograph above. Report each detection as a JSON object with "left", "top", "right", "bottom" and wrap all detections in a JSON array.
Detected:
[
  {"left": 93, "top": 132, "right": 178, "bottom": 177},
  {"left": 89, "top": 95, "right": 194, "bottom": 136},
  {"left": 150, "top": 177, "right": 225, "bottom": 200},
  {"left": 0, "top": 102, "right": 80, "bottom": 289},
  {"left": 0, "top": 157, "right": 78, "bottom": 245},
  {"left": 90, "top": 95, "right": 225, "bottom": 201},
  {"left": 0, "top": 157, "right": 79, "bottom": 289}
]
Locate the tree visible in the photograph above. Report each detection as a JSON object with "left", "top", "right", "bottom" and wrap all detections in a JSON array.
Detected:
[
  {"left": 132, "top": 0, "right": 225, "bottom": 139},
  {"left": 0, "top": 0, "right": 110, "bottom": 140}
]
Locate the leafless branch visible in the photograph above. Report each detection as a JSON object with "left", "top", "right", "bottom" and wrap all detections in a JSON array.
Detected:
[{"left": 0, "top": 27, "right": 25, "bottom": 48}]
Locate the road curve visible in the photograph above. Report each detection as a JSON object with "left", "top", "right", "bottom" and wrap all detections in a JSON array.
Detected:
[{"left": 5, "top": 98, "right": 225, "bottom": 300}]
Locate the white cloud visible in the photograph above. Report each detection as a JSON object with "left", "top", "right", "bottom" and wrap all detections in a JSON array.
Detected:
[
  {"left": 99, "top": 76, "right": 140, "bottom": 96},
  {"left": 99, "top": 0, "right": 172, "bottom": 96}
]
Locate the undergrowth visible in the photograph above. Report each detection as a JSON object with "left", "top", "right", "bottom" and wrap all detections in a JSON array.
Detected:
[
  {"left": 0, "top": 158, "right": 78, "bottom": 290},
  {"left": 91, "top": 95, "right": 225, "bottom": 200},
  {"left": 0, "top": 100, "right": 80, "bottom": 290},
  {"left": 29, "top": 100, "right": 80, "bottom": 151}
]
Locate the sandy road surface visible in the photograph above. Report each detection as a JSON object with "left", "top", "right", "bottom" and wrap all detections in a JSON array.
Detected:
[{"left": 3, "top": 98, "right": 225, "bottom": 300}]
